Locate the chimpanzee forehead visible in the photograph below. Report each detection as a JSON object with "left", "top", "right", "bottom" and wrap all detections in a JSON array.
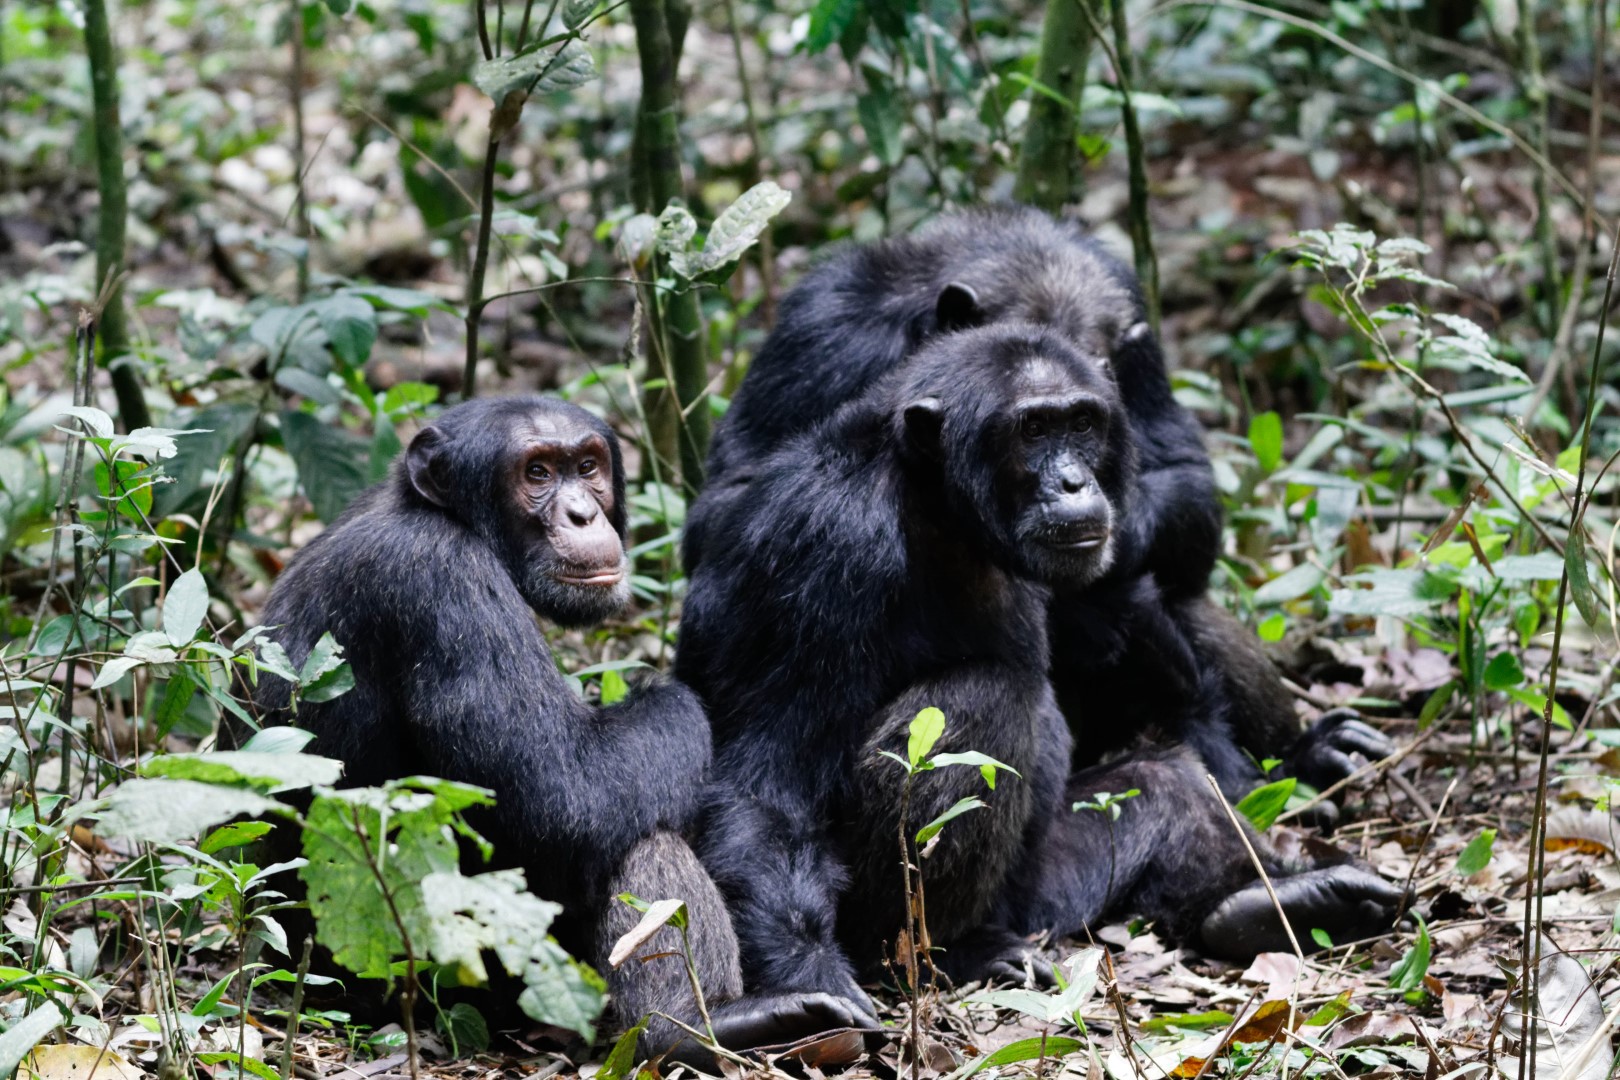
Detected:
[
  {"left": 512, "top": 410, "right": 609, "bottom": 455},
  {"left": 1011, "top": 354, "right": 1088, "bottom": 395}
]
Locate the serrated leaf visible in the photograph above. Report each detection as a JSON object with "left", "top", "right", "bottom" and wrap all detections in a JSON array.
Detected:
[
  {"left": 96, "top": 778, "right": 280, "bottom": 844},
  {"left": 163, "top": 568, "right": 209, "bottom": 646},
  {"left": 1236, "top": 777, "right": 1296, "bottom": 831}
]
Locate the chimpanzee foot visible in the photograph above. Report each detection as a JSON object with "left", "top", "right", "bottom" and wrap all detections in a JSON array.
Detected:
[
  {"left": 1288, "top": 709, "right": 1396, "bottom": 790},
  {"left": 659, "top": 992, "right": 882, "bottom": 1067},
  {"left": 1198, "top": 865, "right": 1408, "bottom": 961},
  {"left": 934, "top": 925, "right": 1055, "bottom": 988}
]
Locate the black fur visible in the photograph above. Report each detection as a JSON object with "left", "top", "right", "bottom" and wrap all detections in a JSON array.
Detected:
[
  {"left": 691, "top": 206, "right": 1387, "bottom": 800},
  {"left": 253, "top": 396, "right": 868, "bottom": 1061},
  {"left": 678, "top": 325, "right": 1388, "bottom": 996}
]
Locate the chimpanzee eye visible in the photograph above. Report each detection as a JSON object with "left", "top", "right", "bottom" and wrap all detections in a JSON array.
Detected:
[
  {"left": 527, "top": 462, "right": 550, "bottom": 482},
  {"left": 579, "top": 458, "right": 597, "bottom": 478},
  {"left": 1021, "top": 417, "right": 1047, "bottom": 440},
  {"left": 1073, "top": 415, "right": 1094, "bottom": 435}
]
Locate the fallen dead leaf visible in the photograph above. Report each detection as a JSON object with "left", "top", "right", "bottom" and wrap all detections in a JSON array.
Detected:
[
  {"left": 1240, "top": 952, "right": 1301, "bottom": 1000},
  {"left": 25, "top": 1044, "right": 143, "bottom": 1080}
]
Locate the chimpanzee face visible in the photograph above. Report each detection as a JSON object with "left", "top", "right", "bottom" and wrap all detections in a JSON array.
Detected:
[
  {"left": 504, "top": 412, "right": 631, "bottom": 627},
  {"left": 999, "top": 356, "right": 1118, "bottom": 586}
]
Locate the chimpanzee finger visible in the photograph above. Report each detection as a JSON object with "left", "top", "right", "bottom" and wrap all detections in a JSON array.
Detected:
[
  {"left": 1301, "top": 746, "right": 1363, "bottom": 786},
  {"left": 1289, "top": 798, "right": 1340, "bottom": 833},
  {"left": 1322, "top": 719, "right": 1396, "bottom": 760}
]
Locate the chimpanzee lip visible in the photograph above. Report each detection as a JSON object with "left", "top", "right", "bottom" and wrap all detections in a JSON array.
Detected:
[
  {"left": 1045, "top": 530, "right": 1108, "bottom": 550},
  {"left": 553, "top": 567, "right": 625, "bottom": 586}
]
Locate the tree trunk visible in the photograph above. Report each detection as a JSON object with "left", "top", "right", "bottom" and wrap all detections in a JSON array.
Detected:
[
  {"left": 630, "top": 0, "right": 710, "bottom": 498},
  {"left": 83, "top": 0, "right": 151, "bottom": 431},
  {"left": 1013, "top": 0, "right": 1098, "bottom": 213}
]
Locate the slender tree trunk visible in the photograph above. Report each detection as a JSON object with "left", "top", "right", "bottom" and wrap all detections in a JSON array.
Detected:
[
  {"left": 630, "top": 0, "right": 710, "bottom": 498},
  {"left": 1013, "top": 0, "right": 1098, "bottom": 212},
  {"left": 83, "top": 0, "right": 151, "bottom": 430}
]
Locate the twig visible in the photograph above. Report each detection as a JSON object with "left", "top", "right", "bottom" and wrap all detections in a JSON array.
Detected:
[
  {"left": 278, "top": 936, "right": 313, "bottom": 1080},
  {"left": 1204, "top": 773, "right": 1306, "bottom": 967},
  {"left": 1395, "top": 775, "right": 1459, "bottom": 923},
  {"left": 1276, "top": 723, "right": 1439, "bottom": 823}
]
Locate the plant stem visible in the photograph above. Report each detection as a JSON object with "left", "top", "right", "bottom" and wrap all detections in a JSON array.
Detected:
[
  {"left": 288, "top": 0, "right": 310, "bottom": 300},
  {"left": 279, "top": 937, "right": 313, "bottom": 1080},
  {"left": 1013, "top": 0, "right": 1098, "bottom": 211},
  {"left": 463, "top": 130, "right": 502, "bottom": 399},
  {"left": 82, "top": 0, "right": 151, "bottom": 431},
  {"left": 896, "top": 773, "right": 921, "bottom": 1080}
]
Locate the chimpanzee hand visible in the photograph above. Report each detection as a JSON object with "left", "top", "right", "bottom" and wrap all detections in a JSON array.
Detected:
[
  {"left": 1286, "top": 709, "right": 1395, "bottom": 790},
  {"left": 1197, "top": 866, "right": 1409, "bottom": 961},
  {"left": 705, "top": 991, "right": 881, "bottom": 1050},
  {"left": 935, "top": 925, "right": 1056, "bottom": 989}
]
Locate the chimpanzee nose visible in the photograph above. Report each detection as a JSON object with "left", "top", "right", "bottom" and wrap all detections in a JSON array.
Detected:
[
  {"left": 1061, "top": 473, "right": 1084, "bottom": 494},
  {"left": 566, "top": 493, "right": 599, "bottom": 526}
]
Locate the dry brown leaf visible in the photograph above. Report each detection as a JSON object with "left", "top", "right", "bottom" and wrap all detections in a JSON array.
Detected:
[
  {"left": 1240, "top": 952, "right": 1301, "bottom": 1000},
  {"left": 25, "top": 1044, "right": 142, "bottom": 1080},
  {"left": 1170, "top": 1057, "right": 1206, "bottom": 1078},
  {"left": 1230, "top": 999, "right": 1300, "bottom": 1043},
  {"left": 1544, "top": 807, "right": 1620, "bottom": 855},
  {"left": 607, "top": 898, "right": 684, "bottom": 968}
]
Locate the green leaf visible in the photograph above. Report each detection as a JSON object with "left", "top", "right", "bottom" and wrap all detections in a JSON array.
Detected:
[
  {"left": 281, "top": 411, "right": 370, "bottom": 524},
  {"left": 514, "top": 937, "right": 607, "bottom": 1042},
  {"left": 1328, "top": 568, "right": 1458, "bottom": 618},
  {"left": 94, "top": 458, "right": 154, "bottom": 521},
  {"left": 1388, "top": 913, "right": 1431, "bottom": 992},
  {"left": 667, "top": 182, "right": 793, "bottom": 281},
  {"left": 59, "top": 406, "right": 115, "bottom": 440},
  {"left": 562, "top": 0, "right": 598, "bottom": 28},
  {"left": 857, "top": 86, "right": 904, "bottom": 166},
  {"left": 1253, "top": 563, "right": 1325, "bottom": 606},
  {"left": 806, "top": 0, "right": 860, "bottom": 53},
  {"left": 908, "top": 706, "right": 945, "bottom": 767},
  {"left": 91, "top": 656, "right": 143, "bottom": 691},
  {"left": 1235, "top": 777, "right": 1296, "bottom": 831},
  {"left": 1310, "top": 928, "right": 1333, "bottom": 949},
  {"left": 957, "top": 1036, "right": 1086, "bottom": 1077},
  {"left": 0, "top": 1003, "right": 65, "bottom": 1076},
  {"left": 1257, "top": 612, "right": 1286, "bottom": 642},
  {"left": 420, "top": 869, "right": 562, "bottom": 985},
  {"left": 1456, "top": 828, "right": 1496, "bottom": 875},
  {"left": 600, "top": 668, "right": 628, "bottom": 706},
  {"left": 95, "top": 778, "right": 281, "bottom": 844},
  {"left": 474, "top": 38, "right": 597, "bottom": 138},
  {"left": 1566, "top": 527, "right": 1602, "bottom": 627},
  {"left": 437, "top": 1002, "right": 490, "bottom": 1054},
  {"left": 1248, "top": 411, "right": 1284, "bottom": 473},
  {"left": 1141, "top": 1010, "right": 1234, "bottom": 1033},
  {"left": 201, "top": 820, "right": 275, "bottom": 855},
  {"left": 312, "top": 295, "right": 377, "bottom": 370},
  {"left": 163, "top": 568, "right": 210, "bottom": 646},
  {"left": 597, "top": 1020, "right": 646, "bottom": 1080},
  {"left": 1483, "top": 652, "right": 1524, "bottom": 691},
  {"left": 1417, "top": 681, "right": 1454, "bottom": 730},
  {"left": 931, "top": 750, "right": 1020, "bottom": 790},
  {"left": 142, "top": 751, "right": 344, "bottom": 792},
  {"left": 916, "top": 796, "right": 984, "bottom": 844}
]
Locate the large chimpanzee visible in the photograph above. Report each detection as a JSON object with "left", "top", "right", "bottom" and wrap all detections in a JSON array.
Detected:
[
  {"left": 688, "top": 206, "right": 1391, "bottom": 804},
  {"left": 677, "top": 323, "right": 1403, "bottom": 1009},
  {"left": 253, "top": 396, "right": 872, "bottom": 1062}
]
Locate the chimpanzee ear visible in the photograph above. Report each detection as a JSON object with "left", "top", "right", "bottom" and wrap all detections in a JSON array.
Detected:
[
  {"left": 405, "top": 426, "right": 452, "bottom": 508},
  {"left": 934, "top": 282, "right": 984, "bottom": 334},
  {"left": 902, "top": 397, "right": 945, "bottom": 457}
]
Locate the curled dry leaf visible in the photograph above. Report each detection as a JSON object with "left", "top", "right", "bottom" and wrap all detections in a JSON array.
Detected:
[{"left": 607, "top": 897, "right": 685, "bottom": 968}]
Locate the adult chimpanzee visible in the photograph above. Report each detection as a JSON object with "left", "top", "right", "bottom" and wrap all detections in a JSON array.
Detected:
[
  {"left": 253, "top": 396, "right": 871, "bottom": 1063},
  {"left": 687, "top": 206, "right": 1391, "bottom": 805},
  {"left": 677, "top": 323, "right": 1403, "bottom": 1007}
]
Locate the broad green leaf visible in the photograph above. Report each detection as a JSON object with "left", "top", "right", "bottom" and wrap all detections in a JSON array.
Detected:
[
  {"left": 421, "top": 869, "right": 563, "bottom": 985},
  {"left": 1456, "top": 828, "right": 1496, "bottom": 875},
  {"left": 916, "top": 796, "right": 984, "bottom": 844},
  {"left": 313, "top": 294, "right": 378, "bottom": 371},
  {"left": 1483, "top": 651, "right": 1525, "bottom": 691},
  {"left": 600, "top": 668, "right": 628, "bottom": 706},
  {"left": 94, "top": 459, "right": 154, "bottom": 521},
  {"left": 1248, "top": 411, "right": 1283, "bottom": 474},
  {"left": 163, "top": 568, "right": 210, "bottom": 646},
  {"left": 908, "top": 706, "right": 945, "bottom": 767},
  {"left": 513, "top": 937, "right": 607, "bottom": 1042},
  {"left": 1141, "top": 1010, "right": 1234, "bottom": 1033},
  {"left": 1257, "top": 612, "right": 1286, "bottom": 642},
  {"left": 562, "top": 0, "right": 598, "bottom": 28},
  {"left": 857, "top": 86, "right": 904, "bottom": 166},
  {"left": 1235, "top": 777, "right": 1296, "bottom": 831},
  {"left": 1418, "top": 680, "right": 1454, "bottom": 730},
  {"left": 0, "top": 1003, "right": 66, "bottom": 1077},
  {"left": 142, "top": 750, "right": 344, "bottom": 792},
  {"left": 96, "top": 779, "right": 280, "bottom": 844},
  {"left": 597, "top": 1021, "right": 646, "bottom": 1080},
  {"left": 59, "top": 406, "right": 114, "bottom": 440},
  {"left": 1253, "top": 563, "right": 1325, "bottom": 606},
  {"left": 957, "top": 1036, "right": 1085, "bottom": 1077},
  {"left": 201, "top": 820, "right": 275, "bottom": 854},
  {"left": 1566, "top": 528, "right": 1602, "bottom": 627},
  {"left": 1328, "top": 568, "right": 1458, "bottom": 618},
  {"left": 474, "top": 37, "right": 597, "bottom": 104},
  {"left": 281, "top": 411, "right": 370, "bottom": 524},
  {"left": 805, "top": 0, "right": 860, "bottom": 53},
  {"left": 275, "top": 367, "right": 342, "bottom": 406},
  {"left": 668, "top": 182, "right": 792, "bottom": 280},
  {"left": 91, "top": 656, "right": 142, "bottom": 691},
  {"left": 237, "top": 725, "right": 317, "bottom": 754}
]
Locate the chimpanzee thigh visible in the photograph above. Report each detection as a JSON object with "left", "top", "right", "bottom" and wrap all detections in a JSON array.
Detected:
[
  {"left": 1009, "top": 748, "right": 1265, "bottom": 944},
  {"left": 838, "top": 667, "right": 1069, "bottom": 980},
  {"left": 595, "top": 831, "right": 744, "bottom": 1057}
]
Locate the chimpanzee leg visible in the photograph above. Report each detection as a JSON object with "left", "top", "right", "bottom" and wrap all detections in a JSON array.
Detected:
[
  {"left": 1011, "top": 750, "right": 1407, "bottom": 958},
  {"left": 838, "top": 667, "right": 1063, "bottom": 985},
  {"left": 597, "top": 832, "right": 874, "bottom": 1064}
]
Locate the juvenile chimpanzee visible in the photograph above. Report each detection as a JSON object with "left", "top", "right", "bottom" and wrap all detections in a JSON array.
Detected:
[
  {"left": 688, "top": 206, "right": 1391, "bottom": 803},
  {"left": 253, "top": 396, "right": 871, "bottom": 1062},
  {"left": 677, "top": 324, "right": 1403, "bottom": 1006}
]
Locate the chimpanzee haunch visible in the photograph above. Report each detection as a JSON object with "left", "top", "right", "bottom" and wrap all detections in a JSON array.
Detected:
[
  {"left": 253, "top": 396, "right": 871, "bottom": 1062},
  {"left": 688, "top": 205, "right": 1392, "bottom": 805},
  {"left": 677, "top": 324, "right": 1404, "bottom": 1006}
]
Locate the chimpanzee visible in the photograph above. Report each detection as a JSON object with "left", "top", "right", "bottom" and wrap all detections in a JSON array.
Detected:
[
  {"left": 688, "top": 206, "right": 1391, "bottom": 805},
  {"left": 677, "top": 323, "right": 1404, "bottom": 1006},
  {"left": 252, "top": 396, "right": 872, "bottom": 1063}
]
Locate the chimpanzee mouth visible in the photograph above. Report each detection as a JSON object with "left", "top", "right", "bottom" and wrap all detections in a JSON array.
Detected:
[
  {"left": 1042, "top": 528, "right": 1109, "bottom": 551},
  {"left": 553, "top": 566, "right": 626, "bottom": 587}
]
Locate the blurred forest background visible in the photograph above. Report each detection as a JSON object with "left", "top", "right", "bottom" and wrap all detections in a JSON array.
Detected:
[{"left": 1, "top": 0, "right": 1619, "bottom": 1074}]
